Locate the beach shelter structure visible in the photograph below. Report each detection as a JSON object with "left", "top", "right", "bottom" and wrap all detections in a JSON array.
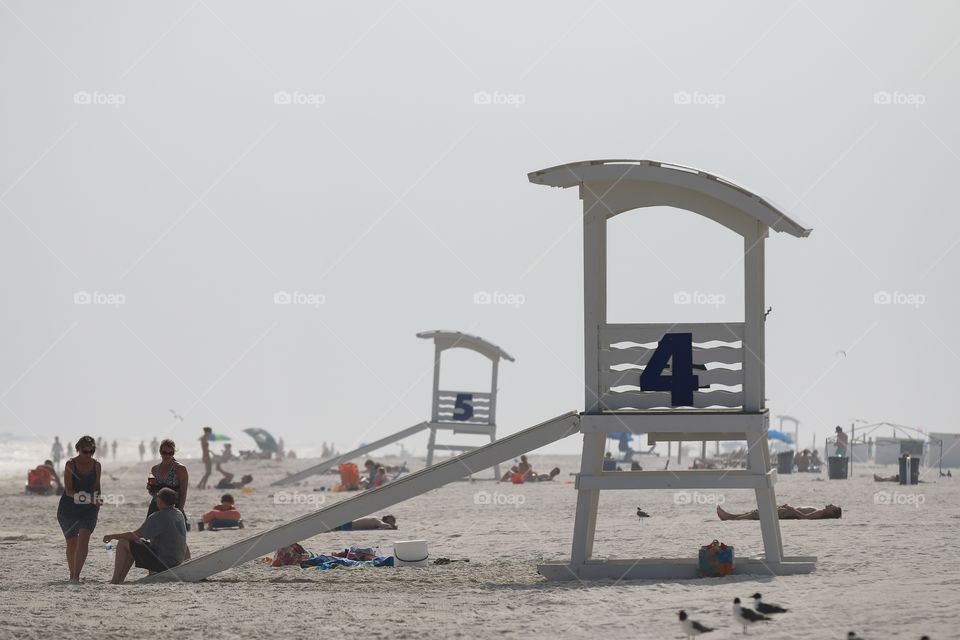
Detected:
[
  {"left": 528, "top": 159, "right": 816, "bottom": 579},
  {"left": 273, "top": 330, "right": 513, "bottom": 485},
  {"left": 145, "top": 160, "right": 817, "bottom": 583}
]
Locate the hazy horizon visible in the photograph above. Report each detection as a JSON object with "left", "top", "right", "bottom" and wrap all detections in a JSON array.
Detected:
[{"left": 3, "top": 1, "right": 958, "bottom": 458}]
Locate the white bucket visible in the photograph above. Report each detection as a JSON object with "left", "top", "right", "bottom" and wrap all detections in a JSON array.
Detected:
[{"left": 393, "top": 539, "right": 429, "bottom": 567}]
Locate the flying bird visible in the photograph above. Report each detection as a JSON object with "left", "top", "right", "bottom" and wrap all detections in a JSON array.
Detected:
[
  {"left": 751, "top": 593, "right": 787, "bottom": 615},
  {"left": 677, "top": 610, "right": 713, "bottom": 638},
  {"left": 836, "top": 349, "right": 847, "bottom": 358},
  {"left": 169, "top": 409, "right": 184, "bottom": 422},
  {"left": 733, "top": 597, "right": 771, "bottom": 634},
  {"left": 636, "top": 507, "right": 650, "bottom": 519}
]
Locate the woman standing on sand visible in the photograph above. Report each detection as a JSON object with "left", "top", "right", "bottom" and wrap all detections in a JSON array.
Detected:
[{"left": 57, "top": 435, "right": 102, "bottom": 582}]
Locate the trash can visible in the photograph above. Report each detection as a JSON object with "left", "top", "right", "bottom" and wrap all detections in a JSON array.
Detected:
[
  {"left": 776, "top": 451, "right": 795, "bottom": 475},
  {"left": 828, "top": 456, "right": 848, "bottom": 479},
  {"left": 898, "top": 456, "right": 921, "bottom": 485}
]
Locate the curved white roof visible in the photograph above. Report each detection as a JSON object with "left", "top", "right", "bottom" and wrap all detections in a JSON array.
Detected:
[
  {"left": 416, "top": 330, "right": 515, "bottom": 362},
  {"left": 528, "top": 159, "right": 811, "bottom": 238}
]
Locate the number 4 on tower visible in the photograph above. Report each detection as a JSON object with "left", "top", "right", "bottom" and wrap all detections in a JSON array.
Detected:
[{"left": 638, "top": 333, "right": 700, "bottom": 406}]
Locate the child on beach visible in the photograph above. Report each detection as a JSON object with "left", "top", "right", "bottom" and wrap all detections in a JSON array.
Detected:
[{"left": 202, "top": 494, "right": 242, "bottom": 527}]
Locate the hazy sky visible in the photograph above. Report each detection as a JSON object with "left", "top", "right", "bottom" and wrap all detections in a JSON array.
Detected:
[{"left": 2, "top": 1, "right": 958, "bottom": 456}]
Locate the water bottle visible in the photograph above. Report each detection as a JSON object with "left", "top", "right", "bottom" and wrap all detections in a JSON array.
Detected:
[{"left": 105, "top": 542, "right": 115, "bottom": 556}]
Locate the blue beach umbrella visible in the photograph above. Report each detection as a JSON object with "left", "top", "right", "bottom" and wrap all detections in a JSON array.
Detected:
[{"left": 767, "top": 429, "right": 794, "bottom": 444}]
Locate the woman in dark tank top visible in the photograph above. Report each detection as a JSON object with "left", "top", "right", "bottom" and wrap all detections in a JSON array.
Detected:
[{"left": 57, "top": 435, "right": 102, "bottom": 582}]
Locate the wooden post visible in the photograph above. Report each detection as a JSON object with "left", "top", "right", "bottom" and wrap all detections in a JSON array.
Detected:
[{"left": 582, "top": 189, "right": 607, "bottom": 413}]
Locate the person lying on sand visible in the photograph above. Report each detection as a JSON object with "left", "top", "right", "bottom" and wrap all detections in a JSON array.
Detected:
[
  {"left": 334, "top": 515, "right": 397, "bottom": 531},
  {"left": 215, "top": 462, "right": 253, "bottom": 490},
  {"left": 533, "top": 467, "right": 561, "bottom": 481},
  {"left": 717, "top": 504, "right": 842, "bottom": 520}
]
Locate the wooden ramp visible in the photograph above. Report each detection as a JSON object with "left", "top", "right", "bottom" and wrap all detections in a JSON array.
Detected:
[
  {"left": 143, "top": 411, "right": 581, "bottom": 582},
  {"left": 271, "top": 422, "right": 431, "bottom": 487}
]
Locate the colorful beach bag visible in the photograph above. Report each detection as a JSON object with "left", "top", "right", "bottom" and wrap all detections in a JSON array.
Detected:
[{"left": 698, "top": 539, "right": 734, "bottom": 577}]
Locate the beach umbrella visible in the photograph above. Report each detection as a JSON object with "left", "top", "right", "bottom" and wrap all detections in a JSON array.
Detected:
[
  {"left": 767, "top": 429, "right": 794, "bottom": 444},
  {"left": 207, "top": 433, "right": 230, "bottom": 441},
  {"left": 607, "top": 432, "right": 634, "bottom": 452},
  {"left": 243, "top": 427, "right": 278, "bottom": 453}
]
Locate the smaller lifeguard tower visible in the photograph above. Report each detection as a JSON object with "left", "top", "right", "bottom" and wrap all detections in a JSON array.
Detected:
[
  {"left": 418, "top": 330, "right": 514, "bottom": 479},
  {"left": 273, "top": 330, "right": 513, "bottom": 485},
  {"left": 530, "top": 159, "right": 816, "bottom": 579}
]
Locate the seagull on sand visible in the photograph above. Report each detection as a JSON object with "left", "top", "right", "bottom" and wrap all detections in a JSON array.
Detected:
[
  {"left": 677, "top": 610, "right": 713, "bottom": 638},
  {"left": 733, "top": 597, "right": 771, "bottom": 634},
  {"left": 636, "top": 507, "right": 650, "bottom": 519},
  {"left": 846, "top": 632, "right": 864, "bottom": 640},
  {"left": 751, "top": 592, "right": 787, "bottom": 615}
]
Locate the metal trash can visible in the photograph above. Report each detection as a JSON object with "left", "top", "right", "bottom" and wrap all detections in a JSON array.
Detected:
[
  {"left": 898, "top": 456, "right": 921, "bottom": 485},
  {"left": 776, "top": 451, "right": 795, "bottom": 475},
  {"left": 828, "top": 456, "right": 848, "bottom": 479}
]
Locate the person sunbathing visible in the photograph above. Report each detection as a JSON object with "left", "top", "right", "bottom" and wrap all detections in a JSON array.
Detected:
[
  {"left": 202, "top": 493, "right": 242, "bottom": 526},
  {"left": 717, "top": 503, "right": 842, "bottom": 520},
  {"left": 533, "top": 467, "right": 561, "bottom": 481},
  {"left": 26, "top": 460, "right": 63, "bottom": 495},
  {"left": 215, "top": 462, "right": 253, "bottom": 489},
  {"left": 334, "top": 515, "right": 397, "bottom": 531},
  {"left": 500, "top": 455, "right": 534, "bottom": 482}
]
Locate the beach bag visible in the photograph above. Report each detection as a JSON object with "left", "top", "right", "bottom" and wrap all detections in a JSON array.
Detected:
[
  {"left": 698, "top": 540, "right": 734, "bottom": 577},
  {"left": 271, "top": 543, "right": 308, "bottom": 567}
]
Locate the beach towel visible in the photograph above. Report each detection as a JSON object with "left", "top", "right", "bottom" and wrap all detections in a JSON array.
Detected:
[{"left": 299, "top": 554, "right": 395, "bottom": 570}]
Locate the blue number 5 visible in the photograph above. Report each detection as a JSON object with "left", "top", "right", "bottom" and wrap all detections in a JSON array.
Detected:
[{"left": 453, "top": 393, "right": 474, "bottom": 421}]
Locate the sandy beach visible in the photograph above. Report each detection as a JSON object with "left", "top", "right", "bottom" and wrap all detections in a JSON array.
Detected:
[{"left": 2, "top": 453, "right": 957, "bottom": 640}]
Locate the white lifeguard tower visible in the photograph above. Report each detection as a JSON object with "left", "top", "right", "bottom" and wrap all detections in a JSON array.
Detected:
[
  {"left": 529, "top": 159, "right": 817, "bottom": 580},
  {"left": 273, "top": 330, "right": 513, "bottom": 485}
]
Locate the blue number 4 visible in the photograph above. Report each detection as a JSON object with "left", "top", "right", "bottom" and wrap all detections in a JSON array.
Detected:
[
  {"left": 639, "top": 333, "right": 699, "bottom": 406},
  {"left": 453, "top": 393, "right": 474, "bottom": 421}
]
